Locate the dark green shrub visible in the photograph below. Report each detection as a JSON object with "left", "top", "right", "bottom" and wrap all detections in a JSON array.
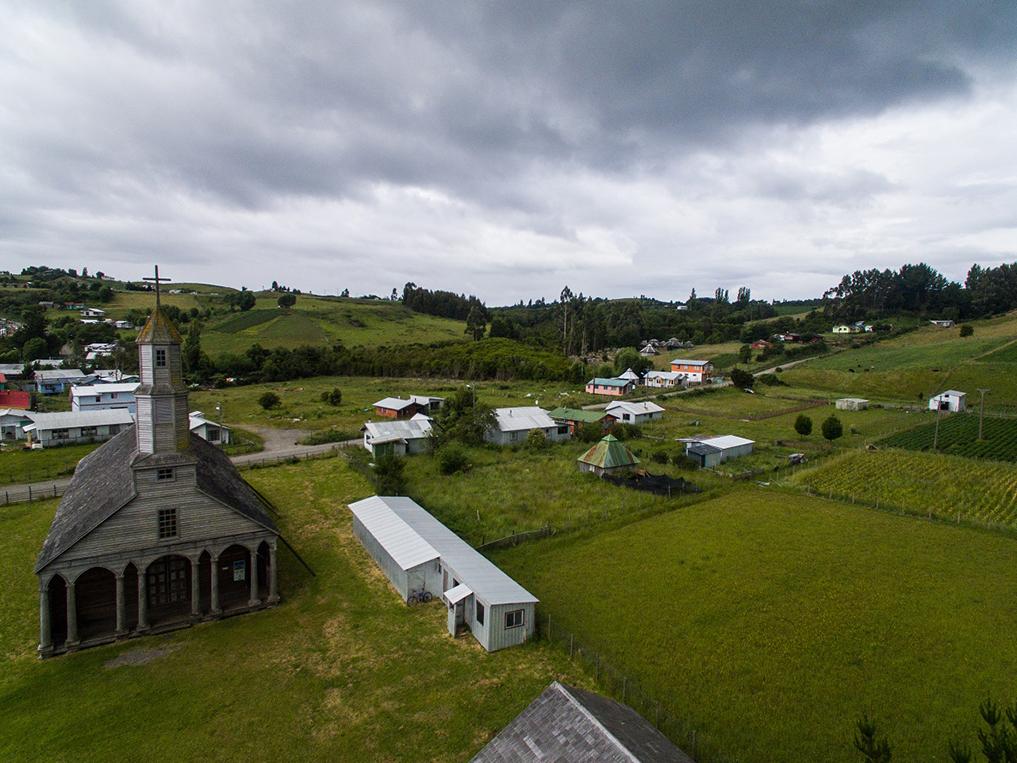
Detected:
[
  {"left": 438, "top": 445, "right": 469, "bottom": 475},
  {"left": 650, "top": 450, "right": 669, "bottom": 464},
  {"left": 258, "top": 391, "right": 281, "bottom": 410}
]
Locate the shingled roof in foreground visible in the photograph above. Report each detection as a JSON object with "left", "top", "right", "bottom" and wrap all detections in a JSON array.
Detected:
[{"left": 472, "top": 681, "right": 694, "bottom": 762}]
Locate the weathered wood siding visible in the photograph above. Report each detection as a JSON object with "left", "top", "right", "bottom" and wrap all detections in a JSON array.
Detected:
[{"left": 60, "top": 471, "right": 265, "bottom": 564}]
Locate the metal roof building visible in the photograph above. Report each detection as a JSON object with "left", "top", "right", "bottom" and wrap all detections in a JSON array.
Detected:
[
  {"left": 362, "top": 415, "right": 433, "bottom": 456},
  {"left": 472, "top": 681, "right": 695, "bottom": 762},
  {"left": 683, "top": 435, "right": 755, "bottom": 468},
  {"left": 606, "top": 400, "right": 665, "bottom": 424},
  {"left": 486, "top": 406, "right": 569, "bottom": 446},
  {"left": 349, "top": 496, "right": 538, "bottom": 651}
]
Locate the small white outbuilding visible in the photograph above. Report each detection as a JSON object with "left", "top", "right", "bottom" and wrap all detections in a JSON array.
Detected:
[
  {"left": 349, "top": 496, "right": 538, "bottom": 652},
  {"left": 835, "top": 398, "right": 869, "bottom": 411},
  {"left": 929, "top": 390, "right": 966, "bottom": 413}
]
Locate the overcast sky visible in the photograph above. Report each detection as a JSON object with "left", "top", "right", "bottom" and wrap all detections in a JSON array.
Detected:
[{"left": 2, "top": 2, "right": 1016, "bottom": 304}]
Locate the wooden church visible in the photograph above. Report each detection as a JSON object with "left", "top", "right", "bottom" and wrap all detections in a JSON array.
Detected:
[{"left": 35, "top": 287, "right": 282, "bottom": 656}]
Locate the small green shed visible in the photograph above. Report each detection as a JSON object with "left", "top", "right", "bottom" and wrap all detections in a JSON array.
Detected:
[{"left": 577, "top": 435, "right": 640, "bottom": 477}]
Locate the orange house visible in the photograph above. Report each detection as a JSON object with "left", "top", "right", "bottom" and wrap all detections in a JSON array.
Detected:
[
  {"left": 669, "top": 359, "right": 713, "bottom": 384},
  {"left": 372, "top": 397, "right": 422, "bottom": 419}
]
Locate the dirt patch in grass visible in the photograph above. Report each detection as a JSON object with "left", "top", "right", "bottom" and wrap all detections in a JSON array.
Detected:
[{"left": 104, "top": 644, "right": 180, "bottom": 668}]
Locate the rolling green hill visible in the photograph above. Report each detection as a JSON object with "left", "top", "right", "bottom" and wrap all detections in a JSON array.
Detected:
[
  {"left": 200, "top": 295, "right": 469, "bottom": 356},
  {"left": 783, "top": 311, "right": 1017, "bottom": 403}
]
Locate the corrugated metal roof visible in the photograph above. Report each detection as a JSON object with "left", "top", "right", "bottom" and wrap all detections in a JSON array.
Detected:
[
  {"left": 23, "top": 409, "right": 135, "bottom": 431},
  {"left": 188, "top": 411, "right": 231, "bottom": 432},
  {"left": 364, "top": 417, "right": 433, "bottom": 441},
  {"left": 698, "top": 435, "right": 754, "bottom": 450},
  {"left": 547, "top": 407, "right": 608, "bottom": 424},
  {"left": 70, "top": 382, "right": 139, "bottom": 398},
  {"left": 606, "top": 401, "right": 665, "bottom": 416},
  {"left": 645, "top": 370, "right": 683, "bottom": 380},
  {"left": 34, "top": 369, "right": 87, "bottom": 380},
  {"left": 444, "top": 583, "right": 472, "bottom": 604},
  {"left": 670, "top": 358, "right": 710, "bottom": 366},
  {"left": 348, "top": 496, "right": 440, "bottom": 570},
  {"left": 492, "top": 407, "right": 556, "bottom": 433},
  {"left": 587, "top": 377, "right": 632, "bottom": 387},
  {"left": 616, "top": 368, "right": 640, "bottom": 380},
  {"left": 373, "top": 397, "right": 417, "bottom": 411},
  {"left": 349, "top": 496, "right": 538, "bottom": 605}
]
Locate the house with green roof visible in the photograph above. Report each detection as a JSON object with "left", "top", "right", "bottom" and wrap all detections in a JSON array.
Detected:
[
  {"left": 547, "top": 407, "right": 615, "bottom": 436},
  {"left": 577, "top": 435, "right": 640, "bottom": 477},
  {"left": 585, "top": 377, "right": 636, "bottom": 396}
]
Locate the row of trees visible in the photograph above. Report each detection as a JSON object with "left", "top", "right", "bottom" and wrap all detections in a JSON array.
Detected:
[
  {"left": 825, "top": 260, "right": 1017, "bottom": 322},
  {"left": 402, "top": 283, "right": 489, "bottom": 322}
]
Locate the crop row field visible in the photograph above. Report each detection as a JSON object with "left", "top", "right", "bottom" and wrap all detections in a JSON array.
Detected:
[
  {"left": 877, "top": 412, "right": 1017, "bottom": 462},
  {"left": 791, "top": 449, "right": 1017, "bottom": 527},
  {"left": 493, "top": 488, "right": 1017, "bottom": 762}
]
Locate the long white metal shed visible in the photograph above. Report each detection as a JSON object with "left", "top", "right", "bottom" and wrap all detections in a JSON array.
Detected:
[{"left": 348, "top": 496, "right": 538, "bottom": 651}]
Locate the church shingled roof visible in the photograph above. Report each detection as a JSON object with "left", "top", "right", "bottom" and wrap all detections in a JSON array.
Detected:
[
  {"left": 135, "top": 306, "right": 183, "bottom": 344},
  {"left": 35, "top": 428, "right": 278, "bottom": 573}
]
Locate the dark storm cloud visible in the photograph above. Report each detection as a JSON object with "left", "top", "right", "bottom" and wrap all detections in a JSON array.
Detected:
[{"left": 1, "top": 1, "right": 1016, "bottom": 299}]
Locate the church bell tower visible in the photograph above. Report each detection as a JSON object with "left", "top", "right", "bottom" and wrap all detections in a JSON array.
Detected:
[{"left": 134, "top": 267, "right": 191, "bottom": 455}]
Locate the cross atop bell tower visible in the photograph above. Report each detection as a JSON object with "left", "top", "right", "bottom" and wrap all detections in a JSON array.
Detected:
[
  {"left": 135, "top": 266, "right": 189, "bottom": 456},
  {"left": 142, "top": 265, "right": 172, "bottom": 308}
]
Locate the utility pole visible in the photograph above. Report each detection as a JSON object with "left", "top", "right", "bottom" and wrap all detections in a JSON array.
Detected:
[
  {"left": 933, "top": 401, "right": 943, "bottom": 450},
  {"left": 977, "top": 388, "right": 990, "bottom": 440}
]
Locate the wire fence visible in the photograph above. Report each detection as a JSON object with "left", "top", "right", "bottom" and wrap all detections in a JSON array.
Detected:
[{"left": 534, "top": 611, "right": 735, "bottom": 763}]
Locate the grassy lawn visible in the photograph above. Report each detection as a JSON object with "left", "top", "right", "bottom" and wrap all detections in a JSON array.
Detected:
[
  {"left": 0, "top": 457, "right": 596, "bottom": 761},
  {"left": 401, "top": 444, "right": 724, "bottom": 546},
  {"left": 0, "top": 443, "right": 97, "bottom": 486},
  {"left": 789, "top": 448, "right": 1017, "bottom": 527},
  {"left": 191, "top": 375, "right": 592, "bottom": 433},
  {"left": 492, "top": 488, "right": 1017, "bottom": 762}
]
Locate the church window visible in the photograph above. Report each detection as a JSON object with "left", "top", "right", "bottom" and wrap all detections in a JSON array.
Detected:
[
  {"left": 155, "top": 348, "right": 167, "bottom": 367},
  {"left": 157, "top": 467, "right": 174, "bottom": 481},
  {"left": 157, "top": 508, "right": 178, "bottom": 539}
]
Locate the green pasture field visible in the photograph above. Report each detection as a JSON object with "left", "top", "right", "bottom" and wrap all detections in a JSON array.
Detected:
[
  {"left": 790, "top": 448, "right": 1017, "bottom": 527},
  {"left": 0, "top": 457, "right": 595, "bottom": 761},
  {"left": 632, "top": 386, "right": 918, "bottom": 472},
  {"left": 402, "top": 443, "right": 725, "bottom": 546},
  {"left": 191, "top": 375, "right": 592, "bottom": 433},
  {"left": 650, "top": 342, "right": 742, "bottom": 371},
  {"left": 0, "top": 443, "right": 97, "bottom": 487},
  {"left": 201, "top": 294, "right": 469, "bottom": 356},
  {"left": 493, "top": 488, "right": 1017, "bottom": 761},
  {"left": 784, "top": 312, "right": 1017, "bottom": 402},
  {"left": 876, "top": 412, "right": 1017, "bottom": 461}
]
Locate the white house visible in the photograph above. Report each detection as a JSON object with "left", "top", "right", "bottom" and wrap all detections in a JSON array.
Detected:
[
  {"left": 616, "top": 368, "right": 640, "bottom": 382},
  {"left": 832, "top": 324, "right": 855, "bottom": 334},
  {"left": 930, "top": 319, "right": 955, "bottom": 328},
  {"left": 0, "top": 408, "right": 33, "bottom": 441},
  {"left": 605, "top": 400, "right": 665, "bottom": 425},
  {"left": 644, "top": 370, "right": 684, "bottom": 388},
  {"left": 349, "top": 496, "right": 538, "bottom": 652},
  {"left": 930, "top": 390, "right": 967, "bottom": 413},
  {"left": 70, "top": 382, "right": 139, "bottom": 414},
  {"left": 189, "top": 411, "right": 232, "bottom": 445},
  {"left": 113, "top": 320, "right": 133, "bottom": 330},
  {"left": 835, "top": 398, "right": 869, "bottom": 411},
  {"left": 22, "top": 409, "right": 135, "bottom": 448},
  {"left": 485, "top": 407, "right": 570, "bottom": 446},
  {"left": 683, "top": 435, "right": 755, "bottom": 468},
  {"left": 80, "top": 307, "right": 106, "bottom": 318},
  {"left": 638, "top": 344, "right": 658, "bottom": 357},
  {"left": 33, "top": 369, "right": 91, "bottom": 395},
  {"left": 362, "top": 414, "right": 432, "bottom": 457}
]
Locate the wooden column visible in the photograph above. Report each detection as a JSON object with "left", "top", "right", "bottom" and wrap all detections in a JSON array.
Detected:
[
  {"left": 38, "top": 583, "right": 52, "bottom": 654},
  {"left": 65, "top": 580, "right": 79, "bottom": 647},
  {"left": 248, "top": 546, "right": 261, "bottom": 608},
  {"left": 115, "top": 573, "right": 126, "bottom": 636},
  {"left": 190, "top": 557, "right": 201, "bottom": 618},
  {"left": 136, "top": 565, "right": 149, "bottom": 631},
  {"left": 209, "top": 553, "right": 221, "bottom": 616},
  {"left": 267, "top": 544, "right": 279, "bottom": 605}
]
